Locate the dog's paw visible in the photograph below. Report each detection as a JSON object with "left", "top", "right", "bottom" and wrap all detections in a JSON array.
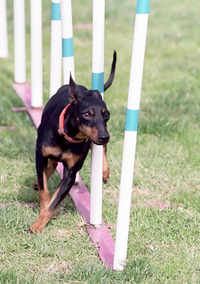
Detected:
[
  {"left": 103, "top": 167, "right": 110, "bottom": 184},
  {"left": 29, "top": 222, "right": 45, "bottom": 233},
  {"left": 34, "top": 184, "right": 38, "bottom": 191},
  {"left": 27, "top": 228, "right": 35, "bottom": 234},
  {"left": 28, "top": 227, "right": 44, "bottom": 234},
  {"left": 34, "top": 180, "right": 39, "bottom": 191}
]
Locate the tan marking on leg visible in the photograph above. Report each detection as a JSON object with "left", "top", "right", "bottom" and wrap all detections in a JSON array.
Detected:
[
  {"left": 39, "top": 171, "right": 50, "bottom": 212},
  {"left": 46, "top": 159, "right": 58, "bottom": 180},
  {"left": 61, "top": 152, "right": 81, "bottom": 168},
  {"left": 103, "top": 144, "right": 110, "bottom": 183},
  {"left": 42, "top": 145, "right": 62, "bottom": 158},
  {"left": 29, "top": 207, "right": 54, "bottom": 233},
  {"left": 35, "top": 159, "right": 57, "bottom": 205},
  {"left": 30, "top": 185, "right": 61, "bottom": 233}
]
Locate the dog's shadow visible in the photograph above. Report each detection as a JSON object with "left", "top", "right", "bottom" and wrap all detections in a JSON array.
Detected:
[{"left": 17, "top": 171, "right": 76, "bottom": 215}]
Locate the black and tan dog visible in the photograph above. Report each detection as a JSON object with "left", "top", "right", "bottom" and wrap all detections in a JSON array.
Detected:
[{"left": 29, "top": 51, "right": 116, "bottom": 233}]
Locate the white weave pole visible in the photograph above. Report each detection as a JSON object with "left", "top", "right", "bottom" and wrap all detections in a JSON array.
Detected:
[
  {"left": 50, "top": 0, "right": 62, "bottom": 97},
  {"left": 14, "top": 0, "right": 26, "bottom": 83},
  {"left": 60, "top": 0, "right": 79, "bottom": 181},
  {"left": 113, "top": 0, "right": 150, "bottom": 271},
  {"left": 0, "top": 0, "right": 9, "bottom": 58},
  {"left": 90, "top": 0, "right": 105, "bottom": 226},
  {"left": 60, "top": 0, "right": 75, "bottom": 83},
  {"left": 31, "top": 0, "right": 43, "bottom": 108}
]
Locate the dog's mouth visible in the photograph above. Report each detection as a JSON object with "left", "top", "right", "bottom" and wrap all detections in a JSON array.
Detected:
[
  {"left": 78, "top": 125, "right": 109, "bottom": 145},
  {"left": 92, "top": 136, "right": 110, "bottom": 146}
]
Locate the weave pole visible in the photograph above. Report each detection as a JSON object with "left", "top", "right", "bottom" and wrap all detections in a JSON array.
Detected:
[
  {"left": 31, "top": 0, "right": 43, "bottom": 108},
  {"left": 14, "top": 0, "right": 26, "bottom": 83},
  {"left": 50, "top": 0, "right": 62, "bottom": 97},
  {"left": 0, "top": 0, "right": 9, "bottom": 58},
  {"left": 60, "top": 0, "right": 80, "bottom": 182},
  {"left": 90, "top": 0, "right": 105, "bottom": 226},
  {"left": 113, "top": 0, "right": 150, "bottom": 271},
  {"left": 60, "top": 0, "right": 75, "bottom": 83}
]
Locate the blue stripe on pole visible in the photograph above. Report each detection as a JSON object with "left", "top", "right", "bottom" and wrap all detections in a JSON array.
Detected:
[
  {"left": 92, "top": 72, "right": 104, "bottom": 93},
  {"left": 136, "top": 0, "right": 150, "bottom": 14},
  {"left": 51, "top": 2, "right": 61, "bottom": 20},
  {"left": 125, "top": 109, "right": 139, "bottom": 131},
  {"left": 62, "top": 38, "right": 74, "bottom": 57}
]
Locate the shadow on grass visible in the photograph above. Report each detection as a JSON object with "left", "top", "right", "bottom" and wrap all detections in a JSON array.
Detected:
[{"left": 16, "top": 171, "right": 77, "bottom": 215}]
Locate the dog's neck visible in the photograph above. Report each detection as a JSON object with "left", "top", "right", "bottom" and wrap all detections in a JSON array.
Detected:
[{"left": 58, "top": 104, "right": 85, "bottom": 144}]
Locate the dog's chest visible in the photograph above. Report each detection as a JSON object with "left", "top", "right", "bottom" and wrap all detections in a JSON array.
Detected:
[
  {"left": 41, "top": 145, "right": 83, "bottom": 169},
  {"left": 61, "top": 151, "right": 82, "bottom": 168}
]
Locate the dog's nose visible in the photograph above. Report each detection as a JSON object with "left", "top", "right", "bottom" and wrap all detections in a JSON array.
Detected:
[{"left": 99, "top": 135, "right": 109, "bottom": 144}]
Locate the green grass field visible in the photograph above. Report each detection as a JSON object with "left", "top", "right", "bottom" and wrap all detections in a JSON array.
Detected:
[{"left": 0, "top": 0, "right": 200, "bottom": 283}]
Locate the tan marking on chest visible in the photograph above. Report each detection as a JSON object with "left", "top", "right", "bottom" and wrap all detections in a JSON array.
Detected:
[
  {"left": 42, "top": 145, "right": 62, "bottom": 158},
  {"left": 61, "top": 152, "right": 81, "bottom": 168}
]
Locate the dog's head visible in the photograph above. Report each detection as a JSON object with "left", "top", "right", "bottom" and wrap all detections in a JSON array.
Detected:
[{"left": 68, "top": 75, "right": 110, "bottom": 145}]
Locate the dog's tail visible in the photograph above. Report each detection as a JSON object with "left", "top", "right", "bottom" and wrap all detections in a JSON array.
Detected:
[{"left": 104, "top": 50, "right": 117, "bottom": 91}]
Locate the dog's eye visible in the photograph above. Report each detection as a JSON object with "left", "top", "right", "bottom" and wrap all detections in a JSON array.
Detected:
[
  {"left": 82, "top": 110, "right": 94, "bottom": 119},
  {"left": 82, "top": 112, "right": 90, "bottom": 119},
  {"left": 104, "top": 111, "right": 110, "bottom": 121}
]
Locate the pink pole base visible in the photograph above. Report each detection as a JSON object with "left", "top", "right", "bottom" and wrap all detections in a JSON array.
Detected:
[{"left": 12, "top": 83, "right": 115, "bottom": 268}]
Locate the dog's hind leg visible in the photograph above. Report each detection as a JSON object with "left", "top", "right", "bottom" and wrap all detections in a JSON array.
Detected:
[
  {"left": 46, "top": 159, "right": 58, "bottom": 180},
  {"left": 34, "top": 159, "right": 58, "bottom": 191},
  {"left": 103, "top": 144, "right": 110, "bottom": 183}
]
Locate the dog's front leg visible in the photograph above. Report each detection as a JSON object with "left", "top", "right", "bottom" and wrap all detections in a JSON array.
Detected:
[
  {"left": 103, "top": 144, "right": 110, "bottom": 183},
  {"left": 29, "top": 168, "right": 76, "bottom": 233}
]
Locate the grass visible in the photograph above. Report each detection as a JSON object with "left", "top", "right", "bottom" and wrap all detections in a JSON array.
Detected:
[{"left": 0, "top": 0, "right": 200, "bottom": 283}]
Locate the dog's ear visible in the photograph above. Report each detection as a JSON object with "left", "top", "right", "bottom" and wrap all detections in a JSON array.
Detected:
[
  {"left": 85, "top": 90, "right": 103, "bottom": 100},
  {"left": 69, "top": 73, "right": 82, "bottom": 106},
  {"left": 93, "top": 90, "right": 103, "bottom": 100}
]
